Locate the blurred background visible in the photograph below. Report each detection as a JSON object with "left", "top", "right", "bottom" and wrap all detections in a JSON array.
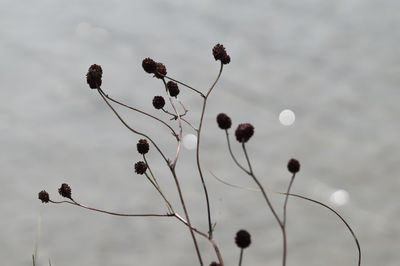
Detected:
[{"left": 1, "top": 0, "right": 399, "bottom": 265}]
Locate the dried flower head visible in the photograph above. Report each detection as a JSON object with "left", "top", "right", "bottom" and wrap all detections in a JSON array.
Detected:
[
  {"left": 212, "top": 44, "right": 230, "bottom": 65},
  {"left": 58, "top": 183, "right": 72, "bottom": 199},
  {"left": 235, "top": 229, "right": 251, "bottom": 249},
  {"left": 137, "top": 139, "right": 150, "bottom": 154},
  {"left": 166, "top": 81, "right": 180, "bottom": 97},
  {"left": 154, "top": 62, "right": 167, "bottom": 79},
  {"left": 216, "top": 113, "right": 232, "bottom": 130},
  {"left": 209, "top": 262, "right": 221, "bottom": 266},
  {"left": 152, "top": 96, "right": 165, "bottom": 109},
  {"left": 86, "top": 64, "right": 103, "bottom": 89},
  {"left": 38, "top": 190, "right": 50, "bottom": 203},
  {"left": 134, "top": 161, "right": 147, "bottom": 175},
  {"left": 142, "top": 58, "right": 157, "bottom": 74},
  {"left": 235, "top": 123, "right": 254, "bottom": 143},
  {"left": 287, "top": 158, "right": 300, "bottom": 174}
]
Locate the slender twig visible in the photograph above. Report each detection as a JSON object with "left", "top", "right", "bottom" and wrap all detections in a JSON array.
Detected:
[
  {"left": 225, "top": 130, "right": 249, "bottom": 174},
  {"left": 280, "top": 192, "right": 361, "bottom": 266},
  {"left": 238, "top": 248, "right": 244, "bottom": 266},
  {"left": 97, "top": 88, "right": 170, "bottom": 164},
  {"left": 161, "top": 77, "right": 204, "bottom": 266},
  {"left": 210, "top": 173, "right": 361, "bottom": 266},
  {"left": 50, "top": 200, "right": 173, "bottom": 217},
  {"left": 143, "top": 155, "right": 159, "bottom": 187},
  {"left": 144, "top": 172, "right": 174, "bottom": 213},
  {"left": 164, "top": 74, "right": 205, "bottom": 97},
  {"left": 195, "top": 62, "right": 224, "bottom": 238},
  {"left": 98, "top": 88, "right": 177, "bottom": 139},
  {"left": 282, "top": 173, "right": 296, "bottom": 266},
  {"left": 241, "top": 143, "right": 286, "bottom": 266}
]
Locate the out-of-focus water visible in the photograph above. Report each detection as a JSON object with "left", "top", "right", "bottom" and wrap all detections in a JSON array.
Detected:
[{"left": 1, "top": 0, "right": 399, "bottom": 265}]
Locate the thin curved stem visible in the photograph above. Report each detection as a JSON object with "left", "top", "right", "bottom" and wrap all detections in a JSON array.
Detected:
[
  {"left": 280, "top": 193, "right": 361, "bottom": 266},
  {"left": 143, "top": 155, "right": 159, "bottom": 187},
  {"left": 164, "top": 74, "right": 205, "bottom": 97},
  {"left": 195, "top": 62, "right": 224, "bottom": 238},
  {"left": 209, "top": 173, "right": 361, "bottom": 266},
  {"left": 97, "top": 88, "right": 169, "bottom": 164},
  {"left": 225, "top": 130, "right": 249, "bottom": 174},
  {"left": 241, "top": 143, "right": 286, "bottom": 266},
  {"left": 50, "top": 200, "right": 172, "bottom": 217},
  {"left": 98, "top": 88, "right": 177, "bottom": 138}
]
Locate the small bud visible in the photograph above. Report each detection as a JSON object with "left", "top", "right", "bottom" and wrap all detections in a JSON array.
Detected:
[
  {"left": 216, "top": 113, "right": 232, "bottom": 129},
  {"left": 38, "top": 190, "right": 50, "bottom": 203},
  {"left": 86, "top": 64, "right": 103, "bottom": 89},
  {"left": 235, "top": 123, "right": 254, "bottom": 143},
  {"left": 287, "top": 158, "right": 300, "bottom": 174},
  {"left": 152, "top": 96, "right": 165, "bottom": 109},
  {"left": 137, "top": 139, "right": 150, "bottom": 154},
  {"left": 154, "top": 62, "right": 167, "bottom": 79},
  {"left": 134, "top": 161, "right": 147, "bottom": 175},
  {"left": 235, "top": 229, "right": 251, "bottom": 249},
  {"left": 212, "top": 43, "right": 228, "bottom": 61},
  {"left": 166, "top": 81, "right": 180, "bottom": 97},
  {"left": 209, "top": 262, "right": 221, "bottom": 266},
  {"left": 142, "top": 58, "right": 157, "bottom": 74},
  {"left": 58, "top": 183, "right": 72, "bottom": 199}
]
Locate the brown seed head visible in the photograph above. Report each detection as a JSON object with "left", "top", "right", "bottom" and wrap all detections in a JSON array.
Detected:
[
  {"left": 152, "top": 96, "right": 165, "bottom": 109},
  {"left": 86, "top": 64, "right": 103, "bottom": 89},
  {"left": 134, "top": 161, "right": 147, "bottom": 175},
  {"left": 38, "top": 190, "right": 50, "bottom": 203},
  {"left": 235, "top": 123, "right": 254, "bottom": 143},
  {"left": 142, "top": 58, "right": 157, "bottom": 74},
  {"left": 287, "top": 158, "right": 300, "bottom": 174},
  {"left": 154, "top": 62, "right": 167, "bottom": 79},
  {"left": 58, "top": 183, "right": 72, "bottom": 199},
  {"left": 166, "top": 81, "right": 180, "bottom": 97},
  {"left": 235, "top": 229, "right": 251, "bottom": 249},
  {"left": 216, "top": 113, "right": 232, "bottom": 129},
  {"left": 137, "top": 139, "right": 150, "bottom": 154}
]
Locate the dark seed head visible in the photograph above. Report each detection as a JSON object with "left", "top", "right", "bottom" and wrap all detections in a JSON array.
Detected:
[
  {"left": 235, "top": 123, "right": 254, "bottom": 143},
  {"left": 142, "top": 58, "right": 157, "bottom": 74},
  {"left": 137, "top": 139, "right": 150, "bottom": 154},
  {"left": 58, "top": 183, "right": 72, "bottom": 199},
  {"left": 166, "top": 81, "right": 180, "bottom": 97},
  {"left": 38, "top": 190, "right": 50, "bottom": 203},
  {"left": 216, "top": 113, "right": 232, "bottom": 129},
  {"left": 235, "top": 229, "right": 251, "bottom": 249},
  {"left": 152, "top": 96, "right": 165, "bottom": 109},
  {"left": 209, "top": 262, "right": 221, "bottom": 266},
  {"left": 212, "top": 43, "right": 228, "bottom": 61},
  {"left": 134, "top": 161, "right": 147, "bottom": 175},
  {"left": 86, "top": 64, "right": 103, "bottom": 89},
  {"left": 154, "top": 62, "right": 167, "bottom": 79},
  {"left": 287, "top": 158, "right": 300, "bottom": 174}
]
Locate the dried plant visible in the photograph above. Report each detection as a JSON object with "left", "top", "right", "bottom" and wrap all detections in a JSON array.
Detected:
[{"left": 38, "top": 44, "right": 361, "bottom": 266}]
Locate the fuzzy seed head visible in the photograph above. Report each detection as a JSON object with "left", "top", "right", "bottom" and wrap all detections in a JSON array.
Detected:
[
  {"left": 235, "top": 229, "right": 251, "bottom": 249},
  {"left": 58, "top": 183, "right": 72, "bottom": 199},
  {"left": 134, "top": 161, "right": 147, "bottom": 175},
  {"left": 38, "top": 190, "right": 50, "bottom": 203},
  {"left": 166, "top": 81, "right": 180, "bottom": 97},
  {"left": 287, "top": 158, "right": 300, "bottom": 174},
  {"left": 86, "top": 64, "right": 103, "bottom": 89},
  {"left": 235, "top": 123, "right": 254, "bottom": 143},
  {"left": 216, "top": 113, "right": 232, "bottom": 130},
  {"left": 142, "top": 58, "right": 157, "bottom": 74},
  {"left": 137, "top": 139, "right": 150, "bottom": 154}
]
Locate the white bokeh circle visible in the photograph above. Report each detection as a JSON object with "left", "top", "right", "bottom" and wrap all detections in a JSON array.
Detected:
[{"left": 279, "top": 109, "right": 295, "bottom": 126}]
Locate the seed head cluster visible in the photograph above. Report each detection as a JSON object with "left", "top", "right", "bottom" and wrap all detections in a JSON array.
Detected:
[
  {"left": 137, "top": 139, "right": 150, "bottom": 154},
  {"left": 235, "top": 123, "right": 254, "bottom": 143},
  {"left": 58, "top": 183, "right": 72, "bottom": 199},
  {"left": 86, "top": 64, "right": 103, "bottom": 89},
  {"left": 38, "top": 190, "right": 50, "bottom": 203},
  {"left": 235, "top": 229, "right": 251, "bottom": 249},
  {"left": 216, "top": 113, "right": 232, "bottom": 130},
  {"left": 134, "top": 161, "right": 147, "bottom": 175},
  {"left": 287, "top": 158, "right": 300, "bottom": 174},
  {"left": 142, "top": 58, "right": 167, "bottom": 79},
  {"left": 166, "top": 81, "right": 180, "bottom": 97},
  {"left": 212, "top": 44, "right": 231, "bottom": 65}
]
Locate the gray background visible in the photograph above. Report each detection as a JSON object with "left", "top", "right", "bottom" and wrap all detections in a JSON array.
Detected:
[{"left": 1, "top": 0, "right": 399, "bottom": 265}]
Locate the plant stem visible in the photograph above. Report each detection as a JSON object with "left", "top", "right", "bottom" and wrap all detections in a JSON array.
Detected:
[{"left": 238, "top": 248, "right": 244, "bottom": 266}]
